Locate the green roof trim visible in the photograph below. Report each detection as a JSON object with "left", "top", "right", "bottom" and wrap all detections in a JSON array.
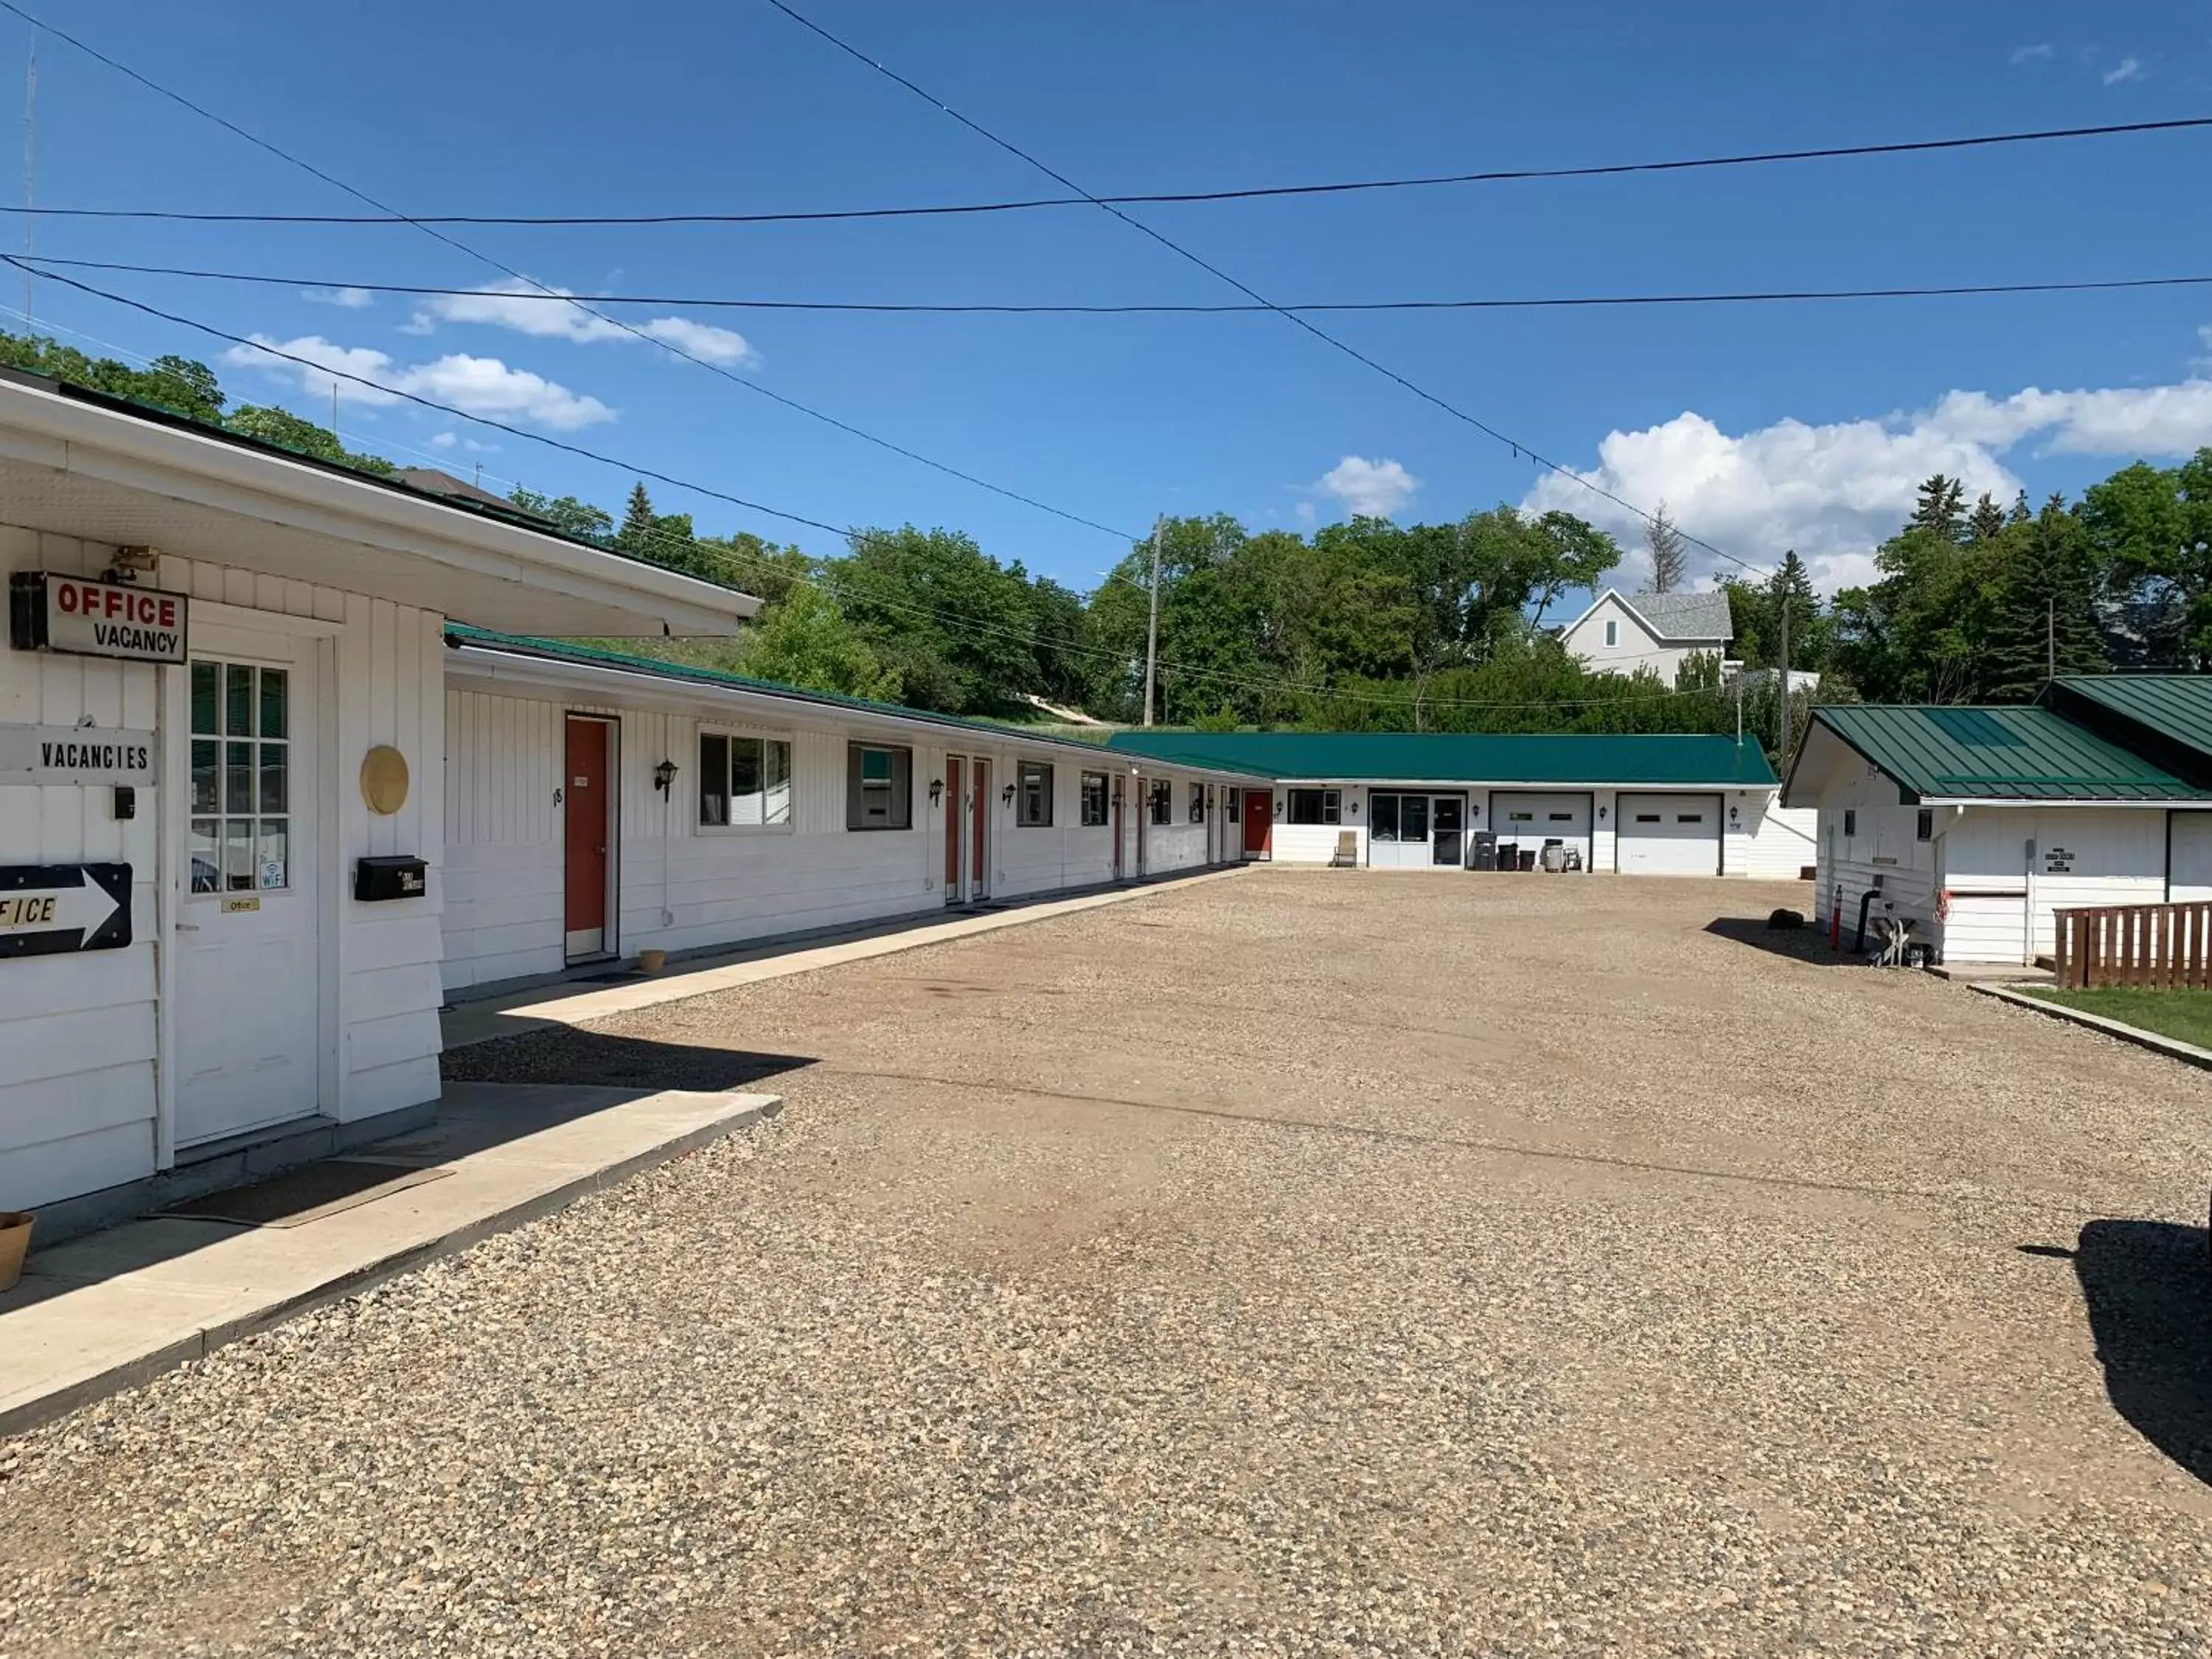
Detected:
[
  {"left": 1804, "top": 703, "right": 2197, "bottom": 801},
  {"left": 445, "top": 625, "right": 1261, "bottom": 771},
  {"left": 1104, "top": 729, "right": 1779, "bottom": 787},
  {"left": 2045, "top": 675, "right": 2212, "bottom": 771}
]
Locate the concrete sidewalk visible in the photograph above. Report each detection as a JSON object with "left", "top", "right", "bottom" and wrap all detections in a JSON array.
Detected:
[
  {"left": 443, "top": 865, "right": 1250, "bottom": 1050},
  {"left": 0, "top": 1082, "right": 779, "bottom": 1437}
]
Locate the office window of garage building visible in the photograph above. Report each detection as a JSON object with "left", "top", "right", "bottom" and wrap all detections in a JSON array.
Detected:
[
  {"left": 1017, "top": 760, "right": 1054, "bottom": 827},
  {"left": 1079, "top": 771, "right": 1108, "bottom": 827},
  {"left": 1189, "top": 782, "right": 1205, "bottom": 823},
  {"left": 846, "top": 741, "right": 913, "bottom": 830},
  {"left": 1287, "top": 787, "right": 1340, "bottom": 825},
  {"left": 1148, "top": 779, "right": 1173, "bottom": 824},
  {"left": 698, "top": 731, "right": 792, "bottom": 828}
]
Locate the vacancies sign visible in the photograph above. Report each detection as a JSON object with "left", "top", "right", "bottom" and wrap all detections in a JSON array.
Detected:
[
  {"left": 0, "top": 863, "right": 133, "bottom": 958},
  {"left": 9, "top": 571, "right": 188, "bottom": 666}
]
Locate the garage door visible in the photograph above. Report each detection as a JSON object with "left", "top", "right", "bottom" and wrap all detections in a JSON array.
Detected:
[
  {"left": 1618, "top": 792, "right": 1722, "bottom": 876},
  {"left": 1491, "top": 791, "right": 1590, "bottom": 869}
]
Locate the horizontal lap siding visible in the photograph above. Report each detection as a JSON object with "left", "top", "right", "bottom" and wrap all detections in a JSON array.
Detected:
[
  {"left": 1733, "top": 799, "right": 1817, "bottom": 880},
  {"left": 440, "top": 689, "right": 566, "bottom": 990},
  {"left": 1943, "top": 807, "right": 2166, "bottom": 963},
  {"left": 995, "top": 759, "right": 1115, "bottom": 897},
  {"left": 0, "top": 527, "right": 162, "bottom": 1208}
]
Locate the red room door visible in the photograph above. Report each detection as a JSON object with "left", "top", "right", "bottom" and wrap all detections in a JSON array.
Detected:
[
  {"left": 564, "top": 715, "right": 613, "bottom": 958},
  {"left": 943, "top": 755, "right": 965, "bottom": 904},
  {"left": 1242, "top": 789, "right": 1273, "bottom": 858}
]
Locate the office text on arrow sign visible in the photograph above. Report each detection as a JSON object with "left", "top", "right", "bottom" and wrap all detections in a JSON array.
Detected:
[{"left": 0, "top": 863, "right": 133, "bottom": 957}]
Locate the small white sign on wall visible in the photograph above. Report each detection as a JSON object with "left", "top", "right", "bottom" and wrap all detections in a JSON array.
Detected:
[{"left": 0, "top": 724, "right": 159, "bottom": 786}]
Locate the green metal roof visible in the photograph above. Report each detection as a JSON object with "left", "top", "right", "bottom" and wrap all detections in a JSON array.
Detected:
[
  {"left": 2045, "top": 675, "right": 2212, "bottom": 765},
  {"left": 1104, "top": 729, "right": 1779, "bottom": 787},
  {"left": 1804, "top": 703, "right": 2197, "bottom": 801}
]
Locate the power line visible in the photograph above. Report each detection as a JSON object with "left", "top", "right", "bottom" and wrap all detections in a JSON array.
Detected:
[
  {"left": 3, "top": 257, "right": 1729, "bottom": 717},
  {"left": 759, "top": 0, "right": 1767, "bottom": 580},
  {"left": 25, "top": 254, "right": 2212, "bottom": 314},
  {"left": 1, "top": 114, "right": 2204, "bottom": 226},
  {"left": 0, "top": 0, "right": 1141, "bottom": 545}
]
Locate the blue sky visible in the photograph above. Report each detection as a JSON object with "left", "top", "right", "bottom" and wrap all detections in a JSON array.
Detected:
[{"left": 10, "top": 0, "right": 2212, "bottom": 596}]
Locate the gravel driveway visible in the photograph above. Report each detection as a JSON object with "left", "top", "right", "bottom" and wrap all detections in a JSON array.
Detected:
[{"left": 6, "top": 869, "right": 2210, "bottom": 1657}]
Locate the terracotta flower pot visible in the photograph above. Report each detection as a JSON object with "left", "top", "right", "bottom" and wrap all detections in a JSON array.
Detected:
[
  {"left": 637, "top": 948, "right": 667, "bottom": 975},
  {"left": 0, "top": 1211, "right": 33, "bottom": 1293}
]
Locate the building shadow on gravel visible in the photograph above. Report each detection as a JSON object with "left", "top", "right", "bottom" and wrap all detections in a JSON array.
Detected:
[
  {"left": 441, "top": 1028, "right": 817, "bottom": 1093},
  {"left": 2070, "top": 1219, "right": 2212, "bottom": 1486},
  {"left": 1702, "top": 916, "right": 1856, "bottom": 966}
]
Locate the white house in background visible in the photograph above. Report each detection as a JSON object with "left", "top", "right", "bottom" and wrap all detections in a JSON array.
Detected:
[
  {"left": 1559, "top": 588, "right": 1733, "bottom": 683},
  {"left": 0, "top": 369, "right": 755, "bottom": 1232},
  {"left": 439, "top": 627, "right": 1267, "bottom": 995},
  {"left": 1105, "top": 731, "right": 1815, "bottom": 879},
  {"left": 1781, "top": 680, "right": 2212, "bottom": 966}
]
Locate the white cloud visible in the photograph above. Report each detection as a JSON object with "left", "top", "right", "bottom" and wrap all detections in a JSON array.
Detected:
[
  {"left": 1316, "top": 454, "right": 1419, "bottom": 518},
  {"left": 428, "top": 431, "right": 457, "bottom": 448},
  {"left": 2009, "top": 42, "right": 2053, "bottom": 63},
  {"left": 1520, "top": 372, "right": 2212, "bottom": 594},
  {"left": 220, "top": 333, "right": 615, "bottom": 430},
  {"left": 301, "top": 285, "right": 374, "bottom": 309},
  {"left": 410, "top": 279, "right": 759, "bottom": 369},
  {"left": 2103, "top": 55, "right": 2143, "bottom": 84},
  {"left": 1293, "top": 500, "right": 1317, "bottom": 526}
]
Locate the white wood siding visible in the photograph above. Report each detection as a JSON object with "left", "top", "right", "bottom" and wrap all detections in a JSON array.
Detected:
[
  {"left": 1732, "top": 798, "right": 1818, "bottom": 880},
  {"left": 1940, "top": 807, "right": 2166, "bottom": 964},
  {"left": 1, "top": 526, "right": 446, "bottom": 1211}
]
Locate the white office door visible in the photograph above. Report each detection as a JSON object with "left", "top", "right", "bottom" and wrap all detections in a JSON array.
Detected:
[
  {"left": 175, "top": 630, "right": 321, "bottom": 1147},
  {"left": 2171, "top": 810, "right": 2212, "bottom": 902},
  {"left": 1617, "top": 793, "right": 1723, "bottom": 876}
]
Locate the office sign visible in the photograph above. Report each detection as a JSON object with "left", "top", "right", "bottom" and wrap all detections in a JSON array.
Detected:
[
  {"left": 0, "top": 863, "right": 133, "bottom": 958},
  {"left": 0, "top": 724, "right": 158, "bottom": 786},
  {"left": 9, "top": 571, "right": 188, "bottom": 665}
]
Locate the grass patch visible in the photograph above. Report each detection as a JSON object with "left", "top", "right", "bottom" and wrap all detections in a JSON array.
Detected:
[{"left": 2023, "top": 986, "right": 2212, "bottom": 1048}]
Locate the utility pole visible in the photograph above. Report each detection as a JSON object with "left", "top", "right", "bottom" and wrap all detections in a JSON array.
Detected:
[
  {"left": 1141, "top": 516, "right": 1163, "bottom": 727},
  {"left": 331, "top": 383, "right": 340, "bottom": 449}
]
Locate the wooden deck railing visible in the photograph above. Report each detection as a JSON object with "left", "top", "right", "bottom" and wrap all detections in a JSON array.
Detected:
[{"left": 2053, "top": 900, "right": 2212, "bottom": 990}]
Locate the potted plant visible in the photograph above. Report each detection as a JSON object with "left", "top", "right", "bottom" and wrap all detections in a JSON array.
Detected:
[{"left": 0, "top": 1210, "right": 32, "bottom": 1293}]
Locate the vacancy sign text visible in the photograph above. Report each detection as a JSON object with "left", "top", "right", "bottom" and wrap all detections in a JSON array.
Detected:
[{"left": 9, "top": 572, "right": 189, "bottom": 666}]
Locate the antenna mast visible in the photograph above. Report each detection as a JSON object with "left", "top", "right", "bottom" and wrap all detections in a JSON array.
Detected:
[{"left": 21, "top": 38, "right": 33, "bottom": 326}]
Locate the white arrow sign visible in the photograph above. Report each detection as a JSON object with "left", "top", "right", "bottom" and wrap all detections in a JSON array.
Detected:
[{"left": 0, "top": 863, "right": 132, "bottom": 958}]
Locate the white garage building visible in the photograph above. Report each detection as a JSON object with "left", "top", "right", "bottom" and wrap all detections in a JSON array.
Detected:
[
  {"left": 1104, "top": 731, "right": 1812, "bottom": 877},
  {"left": 1781, "top": 681, "right": 2212, "bottom": 965}
]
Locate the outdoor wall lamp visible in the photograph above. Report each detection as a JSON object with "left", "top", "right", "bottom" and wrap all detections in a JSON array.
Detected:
[
  {"left": 653, "top": 758, "right": 678, "bottom": 796},
  {"left": 1001, "top": 782, "right": 1017, "bottom": 806},
  {"left": 928, "top": 777, "right": 945, "bottom": 806},
  {"left": 1729, "top": 804, "right": 1742, "bottom": 823},
  {"left": 1597, "top": 804, "right": 1608, "bottom": 822}
]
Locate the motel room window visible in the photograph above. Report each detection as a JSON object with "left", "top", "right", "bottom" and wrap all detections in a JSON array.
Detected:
[
  {"left": 189, "top": 659, "right": 289, "bottom": 894},
  {"left": 1287, "top": 788, "right": 1340, "bottom": 826},
  {"left": 1843, "top": 809, "right": 1857, "bottom": 837},
  {"left": 845, "top": 741, "right": 913, "bottom": 830},
  {"left": 1371, "top": 793, "right": 1399, "bottom": 841},
  {"left": 698, "top": 731, "right": 793, "bottom": 828},
  {"left": 1148, "top": 779, "right": 1174, "bottom": 825},
  {"left": 1017, "top": 760, "right": 1054, "bottom": 827},
  {"left": 1916, "top": 808, "right": 1935, "bottom": 841},
  {"left": 1079, "top": 771, "right": 1109, "bottom": 827},
  {"left": 1189, "top": 782, "right": 1205, "bottom": 824},
  {"left": 1604, "top": 618, "right": 1618, "bottom": 647}
]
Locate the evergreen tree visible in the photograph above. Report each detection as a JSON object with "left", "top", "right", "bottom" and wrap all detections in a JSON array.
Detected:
[
  {"left": 616, "top": 483, "right": 658, "bottom": 557},
  {"left": 1966, "top": 493, "right": 2007, "bottom": 544},
  {"left": 1977, "top": 495, "right": 2107, "bottom": 700},
  {"left": 1766, "top": 550, "right": 1820, "bottom": 668},
  {"left": 1911, "top": 476, "right": 1966, "bottom": 542},
  {"left": 1644, "top": 501, "right": 1687, "bottom": 594}
]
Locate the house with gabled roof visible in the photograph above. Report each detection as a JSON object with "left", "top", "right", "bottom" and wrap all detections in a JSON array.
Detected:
[
  {"left": 1781, "top": 678, "right": 2212, "bottom": 965},
  {"left": 1557, "top": 587, "right": 1733, "bottom": 683}
]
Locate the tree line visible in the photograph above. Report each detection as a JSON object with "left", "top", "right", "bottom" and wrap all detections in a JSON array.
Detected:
[{"left": 6, "top": 327, "right": 2205, "bottom": 755}]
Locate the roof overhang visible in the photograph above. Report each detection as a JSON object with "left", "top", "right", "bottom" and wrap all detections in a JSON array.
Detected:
[
  {"left": 1267, "top": 776, "right": 1774, "bottom": 791},
  {"left": 0, "top": 377, "right": 758, "bottom": 636},
  {"left": 445, "top": 637, "right": 1271, "bottom": 779}
]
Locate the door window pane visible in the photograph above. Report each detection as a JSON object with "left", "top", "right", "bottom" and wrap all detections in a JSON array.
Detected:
[
  {"left": 225, "top": 741, "right": 254, "bottom": 813},
  {"left": 257, "top": 821, "right": 289, "bottom": 888},
  {"left": 226, "top": 665, "right": 255, "bottom": 737},
  {"left": 1371, "top": 794, "right": 1399, "bottom": 841},
  {"left": 191, "top": 662, "right": 219, "bottom": 735},
  {"left": 259, "top": 744, "right": 288, "bottom": 814},
  {"left": 258, "top": 669, "right": 288, "bottom": 740},
  {"left": 191, "top": 740, "right": 219, "bottom": 815},
  {"left": 1401, "top": 796, "right": 1430, "bottom": 842},
  {"left": 223, "top": 818, "right": 254, "bottom": 891},
  {"left": 189, "top": 818, "right": 220, "bottom": 894}
]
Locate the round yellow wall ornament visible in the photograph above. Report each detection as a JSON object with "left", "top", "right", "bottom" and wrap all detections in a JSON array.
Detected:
[{"left": 361, "top": 745, "right": 410, "bottom": 815}]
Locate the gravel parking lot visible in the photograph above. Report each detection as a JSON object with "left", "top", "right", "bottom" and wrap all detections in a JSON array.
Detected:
[{"left": 6, "top": 869, "right": 2211, "bottom": 1657}]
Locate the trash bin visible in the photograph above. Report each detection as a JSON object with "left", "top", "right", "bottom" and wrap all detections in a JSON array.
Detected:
[
  {"left": 1518, "top": 848, "right": 1538, "bottom": 872},
  {"left": 1468, "top": 832, "right": 1497, "bottom": 872},
  {"left": 1540, "top": 843, "right": 1568, "bottom": 873}
]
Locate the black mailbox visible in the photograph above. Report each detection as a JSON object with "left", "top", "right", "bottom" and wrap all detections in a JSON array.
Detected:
[{"left": 355, "top": 855, "right": 428, "bottom": 902}]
